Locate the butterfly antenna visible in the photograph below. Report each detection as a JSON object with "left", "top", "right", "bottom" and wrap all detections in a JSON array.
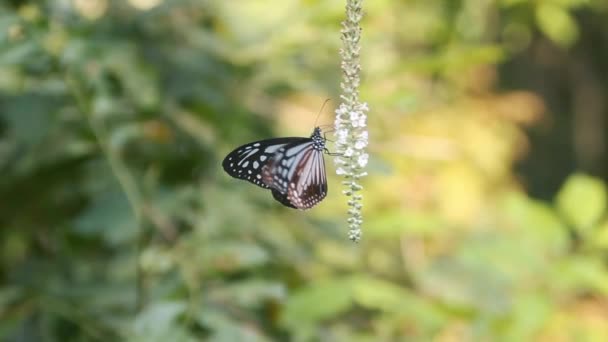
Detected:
[{"left": 314, "top": 98, "right": 332, "bottom": 128}]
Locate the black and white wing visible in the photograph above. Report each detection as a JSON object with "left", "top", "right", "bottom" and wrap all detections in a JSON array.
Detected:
[
  {"left": 270, "top": 189, "right": 297, "bottom": 209},
  {"left": 262, "top": 140, "right": 327, "bottom": 210},
  {"left": 287, "top": 148, "right": 327, "bottom": 210},
  {"left": 222, "top": 137, "right": 308, "bottom": 189},
  {"left": 223, "top": 127, "right": 328, "bottom": 210}
]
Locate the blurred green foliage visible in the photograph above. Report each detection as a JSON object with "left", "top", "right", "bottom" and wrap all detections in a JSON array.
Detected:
[{"left": 1, "top": 0, "right": 608, "bottom": 341}]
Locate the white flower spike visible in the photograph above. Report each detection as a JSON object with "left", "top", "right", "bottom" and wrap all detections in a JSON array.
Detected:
[{"left": 334, "top": 0, "right": 368, "bottom": 242}]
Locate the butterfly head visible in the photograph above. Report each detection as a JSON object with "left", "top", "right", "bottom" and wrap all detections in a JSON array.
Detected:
[{"left": 311, "top": 127, "right": 325, "bottom": 151}]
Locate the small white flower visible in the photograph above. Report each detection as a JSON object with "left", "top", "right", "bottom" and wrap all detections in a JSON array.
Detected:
[
  {"left": 336, "top": 129, "right": 348, "bottom": 144},
  {"left": 350, "top": 113, "right": 366, "bottom": 128},
  {"left": 354, "top": 131, "right": 368, "bottom": 149},
  {"left": 357, "top": 153, "right": 368, "bottom": 167},
  {"left": 334, "top": 157, "right": 347, "bottom": 165},
  {"left": 354, "top": 139, "right": 367, "bottom": 150},
  {"left": 336, "top": 104, "right": 348, "bottom": 115},
  {"left": 336, "top": 167, "right": 347, "bottom": 175},
  {"left": 344, "top": 147, "right": 354, "bottom": 157},
  {"left": 357, "top": 115, "right": 366, "bottom": 128}
]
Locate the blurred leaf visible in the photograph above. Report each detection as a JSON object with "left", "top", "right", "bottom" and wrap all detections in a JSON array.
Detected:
[
  {"left": 103, "top": 46, "right": 159, "bottom": 110},
  {"left": 0, "top": 41, "right": 39, "bottom": 65},
  {"left": 501, "top": 191, "right": 569, "bottom": 256},
  {"left": 198, "top": 309, "right": 271, "bottom": 342},
  {"left": 590, "top": 220, "right": 608, "bottom": 249},
  {"left": 504, "top": 294, "right": 552, "bottom": 342},
  {"left": 140, "top": 246, "right": 174, "bottom": 274},
  {"left": 315, "top": 240, "right": 359, "bottom": 269},
  {"left": 551, "top": 256, "right": 608, "bottom": 296},
  {"left": 0, "top": 287, "right": 23, "bottom": 313},
  {"left": 536, "top": 3, "right": 579, "bottom": 47},
  {"left": 352, "top": 276, "right": 444, "bottom": 327},
  {"left": 538, "top": 305, "right": 608, "bottom": 341},
  {"left": 2, "top": 94, "right": 56, "bottom": 146},
  {"left": 134, "top": 301, "right": 186, "bottom": 330},
  {"left": 132, "top": 301, "right": 190, "bottom": 342},
  {"left": 351, "top": 276, "right": 409, "bottom": 312},
  {"left": 72, "top": 190, "right": 137, "bottom": 244},
  {"left": 200, "top": 242, "right": 270, "bottom": 273},
  {"left": 417, "top": 244, "right": 512, "bottom": 314},
  {"left": 281, "top": 277, "right": 353, "bottom": 329},
  {"left": 556, "top": 173, "right": 606, "bottom": 235},
  {"left": 209, "top": 279, "right": 286, "bottom": 308},
  {"left": 108, "top": 123, "right": 143, "bottom": 150},
  {"left": 550, "top": 0, "right": 593, "bottom": 9}
]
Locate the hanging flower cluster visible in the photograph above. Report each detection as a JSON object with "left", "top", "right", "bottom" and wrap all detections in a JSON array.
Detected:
[{"left": 334, "top": 0, "right": 368, "bottom": 242}]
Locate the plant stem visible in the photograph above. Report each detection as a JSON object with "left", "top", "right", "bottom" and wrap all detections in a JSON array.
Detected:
[{"left": 65, "top": 73, "right": 147, "bottom": 312}]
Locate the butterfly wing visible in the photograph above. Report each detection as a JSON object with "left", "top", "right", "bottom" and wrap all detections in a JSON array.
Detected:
[
  {"left": 262, "top": 140, "right": 314, "bottom": 193},
  {"left": 287, "top": 149, "right": 327, "bottom": 209},
  {"left": 262, "top": 141, "right": 327, "bottom": 210},
  {"left": 223, "top": 127, "right": 328, "bottom": 210},
  {"left": 271, "top": 189, "right": 297, "bottom": 209},
  {"left": 222, "top": 137, "right": 308, "bottom": 189}
]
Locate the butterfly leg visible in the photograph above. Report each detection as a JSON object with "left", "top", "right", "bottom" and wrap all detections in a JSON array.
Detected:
[{"left": 324, "top": 148, "right": 342, "bottom": 156}]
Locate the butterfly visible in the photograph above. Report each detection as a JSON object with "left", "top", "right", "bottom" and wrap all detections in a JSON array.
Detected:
[{"left": 222, "top": 127, "right": 329, "bottom": 210}]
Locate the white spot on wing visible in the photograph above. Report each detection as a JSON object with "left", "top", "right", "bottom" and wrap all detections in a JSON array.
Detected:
[{"left": 264, "top": 145, "right": 284, "bottom": 153}]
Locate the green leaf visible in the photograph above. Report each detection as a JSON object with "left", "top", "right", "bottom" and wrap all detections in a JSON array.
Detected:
[
  {"left": 208, "top": 279, "right": 286, "bottom": 308},
  {"left": 416, "top": 240, "right": 512, "bottom": 314},
  {"left": 351, "top": 276, "right": 444, "bottom": 327},
  {"left": 200, "top": 242, "right": 270, "bottom": 272},
  {"left": 590, "top": 220, "right": 608, "bottom": 249},
  {"left": 351, "top": 276, "right": 410, "bottom": 312},
  {"left": 133, "top": 301, "right": 187, "bottom": 340},
  {"left": 2, "top": 94, "right": 55, "bottom": 147},
  {"left": 198, "top": 310, "right": 271, "bottom": 342},
  {"left": 536, "top": 4, "right": 579, "bottom": 47},
  {"left": 0, "top": 287, "right": 23, "bottom": 312},
  {"left": 504, "top": 294, "right": 553, "bottom": 342},
  {"left": 72, "top": 190, "right": 137, "bottom": 244},
  {"left": 556, "top": 174, "right": 607, "bottom": 235},
  {"left": 0, "top": 41, "right": 39, "bottom": 65},
  {"left": 501, "top": 191, "right": 568, "bottom": 256},
  {"left": 281, "top": 277, "right": 353, "bottom": 329},
  {"left": 551, "top": 256, "right": 608, "bottom": 296}
]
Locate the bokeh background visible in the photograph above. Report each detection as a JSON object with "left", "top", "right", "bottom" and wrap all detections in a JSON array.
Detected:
[{"left": 2, "top": 0, "right": 608, "bottom": 341}]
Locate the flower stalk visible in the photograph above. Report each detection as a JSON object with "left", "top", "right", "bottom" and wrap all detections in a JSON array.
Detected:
[{"left": 334, "top": 0, "right": 368, "bottom": 242}]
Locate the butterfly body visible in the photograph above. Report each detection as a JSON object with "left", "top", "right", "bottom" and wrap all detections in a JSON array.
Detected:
[{"left": 222, "top": 127, "right": 328, "bottom": 210}]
